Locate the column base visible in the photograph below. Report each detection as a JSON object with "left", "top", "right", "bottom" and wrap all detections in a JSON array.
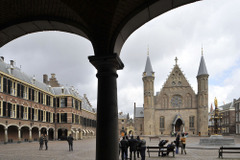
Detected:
[{"left": 17, "top": 141, "right": 21, "bottom": 143}]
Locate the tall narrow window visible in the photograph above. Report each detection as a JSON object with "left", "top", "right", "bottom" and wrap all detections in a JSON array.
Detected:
[
  {"left": 189, "top": 116, "right": 195, "bottom": 128},
  {"left": 10, "top": 104, "right": 16, "bottom": 118},
  {"left": 160, "top": 116, "right": 165, "bottom": 128},
  {"left": 60, "top": 97, "right": 68, "bottom": 107}
]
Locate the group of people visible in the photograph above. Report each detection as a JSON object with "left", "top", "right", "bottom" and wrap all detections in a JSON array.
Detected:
[
  {"left": 39, "top": 134, "right": 48, "bottom": 150},
  {"left": 175, "top": 132, "right": 187, "bottom": 155},
  {"left": 39, "top": 134, "right": 74, "bottom": 151},
  {"left": 158, "top": 132, "right": 187, "bottom": 157},
  {"left": 119, "top": 135, "right": 146, "bottom": 160}
]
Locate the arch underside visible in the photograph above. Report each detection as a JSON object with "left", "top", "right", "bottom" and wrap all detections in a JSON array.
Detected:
[{"left": 0, "top": 0, "right": 200, "bottom": 56}]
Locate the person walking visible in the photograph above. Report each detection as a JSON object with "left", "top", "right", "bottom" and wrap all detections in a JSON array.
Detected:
[
  {"left": 67, "top": 134, "right": 74, "bottom": 151},
  {"left": 175, "top": 132, "right": 180, "bottom": 154},
  {"left": 181, "top": 133, "right": 187, "bottom": 154},
  {"left": 120, "top": 136, "right": 129, "bottom": 160},
  {"left": 140, "top": 138, "right": 146, "bottom": 160},
  {"left": 39, "top": 134, "right": 44, "bottom": 150},
  {"left": 44, "top": 134, "right": 48, "bottom": 150},
  {"left": 128, "top": 136, "right": 138, "bottom": 160}
]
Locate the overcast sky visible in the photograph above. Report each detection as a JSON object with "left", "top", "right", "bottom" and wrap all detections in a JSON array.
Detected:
[{"left": 0, "top": 0, "right": 239, "bottom": 116}]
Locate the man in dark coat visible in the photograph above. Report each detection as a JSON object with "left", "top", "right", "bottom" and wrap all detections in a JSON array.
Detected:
[
  {"left": 175, "top": 132, "right": 180, "bottom": 154},
  {"left": 67, "top": 134, "right": 74, "bottom": 151},
  {"left": 120, "top": 136, "right": 129, "bottom": 160},
  {"left": 128, "top": 136, "right": 138, "bottom": 160},
  {"left": 39, "top": 134, "right": 44, "bottom": 150},
  {"left": 140, "top": 138, "right": 146, "bottom": 160},
  {"left": 44, "top": 134, "right": 48, "bottom": 150}
]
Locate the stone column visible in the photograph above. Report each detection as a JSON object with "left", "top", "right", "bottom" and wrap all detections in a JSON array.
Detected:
[
  {"left": 29, "top": 129, "right": 32, "bottom": 142},
  {"left": 89, "top": 54, "right": 124, "bottom": 160},
  {"left": 55, "top": 129, "right": 58, "bottom": 140},
  {"left": 39, "top": 130, "right": 41, "bottom": 138},
  {"left": 80, "top": 130, "right": 83, "bottom": 140},
  {"left": 4, "top": 128, "right": 8, "bottom": 144},
  {"left": 18, "top": 129, "right": 21, "bottom": 143},
  {"left": 76, "top": 131, "right": 78, "bottom": 140}
]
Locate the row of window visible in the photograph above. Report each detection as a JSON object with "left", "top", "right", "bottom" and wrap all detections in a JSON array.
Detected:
[
  {"left": 0, "top": 101, "right": 96, "bottom": 127},
  {"left": 159, "top": 116, "right": 195, "bottom": 129},
  {"left": 0, "top": 76, "right": 82, "bottom": 109},
  {"left": 72, "top": 114, "right": 96, "bottom": 127},
  {"left": 0, "top": 101, "right": 54, "bottom": 123}
]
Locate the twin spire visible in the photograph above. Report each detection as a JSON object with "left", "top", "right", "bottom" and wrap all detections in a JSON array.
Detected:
[{"left": 143, "top": 47, "right": 208, "bottom": 77}]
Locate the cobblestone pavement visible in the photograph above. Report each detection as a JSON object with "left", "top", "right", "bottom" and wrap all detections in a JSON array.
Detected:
[{"left": 1, "top": 136, "right": 240, "bottom": 160}]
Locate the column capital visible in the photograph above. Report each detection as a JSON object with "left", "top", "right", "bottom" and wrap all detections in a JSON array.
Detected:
[{"left": 88, "top": 53, "right": 124, "bottom": 71}]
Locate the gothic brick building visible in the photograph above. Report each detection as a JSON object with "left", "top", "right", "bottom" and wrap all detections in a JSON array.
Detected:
[
  {"left": 0, "top": 57, "right": 96, "bottom": 144},
  {"left": 134, "top": 53, "right": 209, "bottom": 136}
]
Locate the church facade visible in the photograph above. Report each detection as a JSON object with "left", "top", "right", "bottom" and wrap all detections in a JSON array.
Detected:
[{"left": 134, "top": 54, "right": 209, "bottom": 136}]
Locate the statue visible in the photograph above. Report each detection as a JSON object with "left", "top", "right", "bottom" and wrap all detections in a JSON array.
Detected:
[{"left": 214, "top": 97, "right": 218, "bottom": 108}]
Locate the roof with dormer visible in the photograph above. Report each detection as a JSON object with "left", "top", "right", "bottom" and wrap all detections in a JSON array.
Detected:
[
  {"left": 143, "top": 56, "right": 154, "bottom": 77},
  {"left": 0, "top": 58, "right": 95, "bottom": 113},
  {"left": 197, "top": 55, "right": 208, "bottom": 76}
]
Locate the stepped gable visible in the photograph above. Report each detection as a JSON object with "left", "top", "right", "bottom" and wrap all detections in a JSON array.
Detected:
[{"left": 159, "top": 60, "right": 195, "bottom": 94}]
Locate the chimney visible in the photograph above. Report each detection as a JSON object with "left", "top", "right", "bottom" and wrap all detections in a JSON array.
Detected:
[
  {"left": 43, "top": 74, "right": 48, "bottom": 84},
  {"left": 10, "top": 60, "right": 14, "bottom": 66},
  {"left": 32, "top": 75, "right": 36, "bottom": 84},
  {"left": 61, "top": 86, "right": 64, "bottom": 94},
  {"left": 0, "top": 56, "right": 4, "bottom": 61}
]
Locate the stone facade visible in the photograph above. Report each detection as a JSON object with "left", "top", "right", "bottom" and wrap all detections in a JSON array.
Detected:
[{"left": 134, "top": 55, "right": 209, "bottom": 136}]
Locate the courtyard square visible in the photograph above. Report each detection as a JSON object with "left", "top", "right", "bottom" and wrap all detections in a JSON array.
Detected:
[{"left": 1, "top": 136, "right": 240, "bottom": 160}]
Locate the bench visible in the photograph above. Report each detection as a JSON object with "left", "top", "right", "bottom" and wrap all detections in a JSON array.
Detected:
[
  {"left": 147, "top": 146, "right": 175, "bottom": 157},
  {"left": 219, "top": 146, "right": 240, "bottom": 158},
  {"left": 149, "top": 136, "right": 160, "bottom": 141}
]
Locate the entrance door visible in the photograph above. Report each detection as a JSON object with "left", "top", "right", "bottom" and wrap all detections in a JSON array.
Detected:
[{"left": 175, "top": 119, "right": 183, "bottom": 132}]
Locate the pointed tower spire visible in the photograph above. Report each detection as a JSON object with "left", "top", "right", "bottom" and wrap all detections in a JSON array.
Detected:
[
  {"left": 197, "top": 49, "right": 208, "bottom": 76},
  {"left": 143, "top": 53, "right": 154, "bottom": 77}
]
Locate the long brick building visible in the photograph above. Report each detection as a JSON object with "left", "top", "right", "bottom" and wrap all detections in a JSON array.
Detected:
[{"left": 0, "top": 57, "right": 96, "bottom": 144}]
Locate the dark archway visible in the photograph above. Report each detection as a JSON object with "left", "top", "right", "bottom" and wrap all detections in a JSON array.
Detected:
[
  {"left": 40, "top": 128, "right": 47, "bottom": 135},
  {"left": 21, "top": 126, "right": 29, "bottom": 142},
  {"left": 175, "top": 119, "right": 183, "bottom": 132},
  {"left": 32, "top": 127, "right": 39, "bottom": 141},
  {"left": 0, "top": 125, "right": 5, "bottom": 143},
  {"left": 48, "top": 128, "right": 54, "bottom": 141},
  {"left": 8, "top": 126, "right": 18, "bottom": 143},
  {"left": 58, "top": 128, "right": 68, "bottom": 140}
]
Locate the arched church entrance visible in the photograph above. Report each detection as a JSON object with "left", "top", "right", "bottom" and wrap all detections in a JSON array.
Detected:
[{"left": 175, "top": 119, "right": 183, "bottom": 133}]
